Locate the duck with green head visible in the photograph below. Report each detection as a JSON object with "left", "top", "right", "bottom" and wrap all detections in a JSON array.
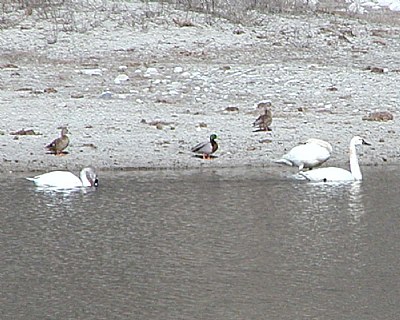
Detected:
[
  {"left": 191, "top": 134, "right": 218, "bottom": 159},
  {"left": 46, "top": 127, "right": 70, "bottom": 155}
]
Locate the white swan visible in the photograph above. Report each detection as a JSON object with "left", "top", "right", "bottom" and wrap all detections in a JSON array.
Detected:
[
  {"left": 26, "top": 167, "right": 98, "bottom": 188},
  {"left": 274, "top": 138, "right": 333, "bottom": 170},
  {"left": 298, "top": 136, "right": 370, "bottom": 182}
]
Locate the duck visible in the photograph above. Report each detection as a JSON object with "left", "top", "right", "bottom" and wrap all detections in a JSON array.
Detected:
[
  {"left": 298, "top": 136, "right": 370, "bottom": 182},
  {"left": 253, "top": 101, "right": 272, "bottom": 132},
  {"left": 26, "top": 167, "right": 98, "bottom": 188},
  {"left": 191, "top": 134, "right": 218, "bottom": 159},
  {"left": 274, "top": 138, "right": 333, "bottom": 171},
  {"left": 46, "top": 127, "right": 70, "bottom": 155}
]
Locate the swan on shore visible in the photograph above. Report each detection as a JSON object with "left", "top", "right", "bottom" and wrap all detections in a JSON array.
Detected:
[
  {"left": 298, "top": 136, "right": 370, "bottom": 182},
  {"left": 26, "top": 167, "right": 98, "bottom": 188},
  {"left": 274, "top": 138, "right": 333, "bottom": 170}
]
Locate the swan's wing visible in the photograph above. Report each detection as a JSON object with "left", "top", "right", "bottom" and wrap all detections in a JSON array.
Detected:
[
  {"left": 299, "top": 167, "right": 355, "bottom": 182},
  {"left": 275, "top": 144, "right": 330, "bottom": 169}
]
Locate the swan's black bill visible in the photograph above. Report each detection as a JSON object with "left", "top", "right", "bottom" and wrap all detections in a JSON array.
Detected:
[{"left": 362, "top": 139, "right": 371, "bottom": 146}]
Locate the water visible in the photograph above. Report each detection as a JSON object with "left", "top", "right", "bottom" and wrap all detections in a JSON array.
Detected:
[{"left": 1, "top": 167, "right": 399, "bottom": 319}]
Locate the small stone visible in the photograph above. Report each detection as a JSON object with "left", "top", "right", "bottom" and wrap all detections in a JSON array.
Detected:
[
  {"left": 71, "top": 93, "right": 84, "bottom": 99},
  {"left": 362, "top": 111, "right": 393, "bottom": 121},
  {"left": 174, "top": 66, "right": 183, "bottom": 73},
  {"left": 225, "top": 106, "right": 239, "bottom": 112},
  {"left": 79, "top": 69, "right": 102, "bottom": 76},
  {"left": 144, "top": 68, "right": 158, "bottom": 77},
  {"left": 44, "top": 87, "right": 57, "bottom": 93},
  {"left": 99, "top": 91, "right": 112, "bottom": 99},
  {"left": 114, "top": 74, "right": 129, "bottom": 84}
]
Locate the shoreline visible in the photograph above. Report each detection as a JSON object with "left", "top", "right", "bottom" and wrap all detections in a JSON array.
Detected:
[{"left": 1, "top": 5, "right": 399, "bottom": 173}]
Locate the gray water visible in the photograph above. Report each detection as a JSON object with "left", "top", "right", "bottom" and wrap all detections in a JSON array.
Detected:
[{"left": 1, "top": 167, "right": 399, "bottom": 319}]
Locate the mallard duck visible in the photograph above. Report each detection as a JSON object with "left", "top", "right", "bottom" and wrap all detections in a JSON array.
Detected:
[
  {"left": 191, "top": 134, "right": 218, "bottom": 159},
  {"left": 253, "top": 101, "right": 272, "bottom": 132},
  {"left": 26, "top": 167, "right": 98, "bottom": 188},
  {"left": 273, "top": 138, "right": 333, "bottom": 171},
  {"left": 297, "top": 136, "right": 370, "bottom": 182},
  {"left": 46, "top": 127, "right": 69, "bottom": 155}
]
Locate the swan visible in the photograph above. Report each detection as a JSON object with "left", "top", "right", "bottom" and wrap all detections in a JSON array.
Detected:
[
  {"left": 26, "top": 167, "right": 98, "bottom": 188},
  {"left": 274, "top": 138, "right": 333, "bottom": 170},
  {"left": 298, "top": 136, "right": 370, "bottom": 182}
]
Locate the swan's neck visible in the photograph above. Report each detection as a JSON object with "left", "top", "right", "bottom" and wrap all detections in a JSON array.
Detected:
[
  {"left": 80, "top": 171, "right": 91, "bottom": 187},
  {"left": 349, "top": 142, "right": 362, "bottom": 180}
]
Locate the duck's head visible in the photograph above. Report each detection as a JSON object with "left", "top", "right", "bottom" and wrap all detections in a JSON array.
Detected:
[
  {"left": 256, "top": 101, "right": 272, "bottom": 112},
  {"left": 60, "top": 127, "right": 70, "bottom": 136},
  {"left": 210, "top": 134, "right": 218, "bottom": 141}
]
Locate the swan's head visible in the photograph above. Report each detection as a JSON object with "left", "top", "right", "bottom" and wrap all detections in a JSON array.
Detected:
[
  {"left": 80, "top": 167, "right": 98, "bottom": 187},
  {"left": 351, "top": 136, "right": 371, "bottom": 146},
  {"left": 305, "top": 138, "right": 333, "bottom": 153}
]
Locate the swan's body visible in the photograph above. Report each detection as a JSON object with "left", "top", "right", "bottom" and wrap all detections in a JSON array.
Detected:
[
  {"left": 274, "top": 138, "right": 333, "bottom": 170},
  {"left": 298, "top": 136, "right": 370, "bottom": 182},
  {"left": 26, "top": 167, "right": 98, "bottom": 188}
]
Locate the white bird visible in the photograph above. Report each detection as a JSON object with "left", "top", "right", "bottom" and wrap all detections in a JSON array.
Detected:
[
  {"left": 26, "top": 167, "right": 98, "bottom": 189},
  {"left": 274, "top": 138, "right": 333, "bottom": 171},
  {"left": 298, "top": 136, "right": 370, "bottom": 182}
]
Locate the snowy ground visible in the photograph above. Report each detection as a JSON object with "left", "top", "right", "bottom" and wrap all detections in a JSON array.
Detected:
[{"left": 0, "top": 1, "right": 399, "bottom": 173}]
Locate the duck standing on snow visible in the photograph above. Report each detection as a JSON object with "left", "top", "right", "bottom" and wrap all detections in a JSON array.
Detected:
[
  {"left": 298, "top": 136, "right": 370, "bottom": 182},
  {"left": 274, "top": 138, "right": 333, "bottom": 171},
  {"left": 26, "top": 167, "right": 98, "bottom": 189},
  {"left": 253, "top": 101, "right": 272, "bottom": 132},
  {"left": 191, "top": 134, "right": 218, "bottom": 159},
  {"left": 46, "top": 127, "right": 70, "bottom": 155}
]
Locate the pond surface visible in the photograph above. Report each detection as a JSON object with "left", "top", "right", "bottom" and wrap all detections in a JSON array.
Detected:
[{"left": 2, "top": 166, "right": 399, "bottom": 319}]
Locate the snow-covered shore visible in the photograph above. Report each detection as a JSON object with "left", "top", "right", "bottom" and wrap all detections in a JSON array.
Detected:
[{"left": 0, "top": 2, "right": 399, "bottom": 173}]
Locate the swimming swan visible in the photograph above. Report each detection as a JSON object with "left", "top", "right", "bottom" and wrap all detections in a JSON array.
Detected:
[
  {"left": 274, "top": 138, "right": 333, "bottom": 170},
  {"left": 26, "top": 167, "right": 98, "bottom": 188},
  {"left": 298, "top": 136, "right": 370, "bottom": 182}
]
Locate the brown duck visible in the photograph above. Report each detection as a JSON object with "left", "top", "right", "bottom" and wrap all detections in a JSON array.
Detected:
[
  {"left": 253, "top": 101, "right": 272, "bottom": 132},
  {"left": 46, "top": 127, "right": 70, "bottom": 155}
]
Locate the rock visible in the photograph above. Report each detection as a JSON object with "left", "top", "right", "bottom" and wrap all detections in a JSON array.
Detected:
[
  {"left": 44, "top": 87, "right": 57, "bottom": 93},
  {"left": 10, "top": 129, "right": 40, "bottom": 135},
  {"left": 100, "top": 91, "right": 113, "bottom": 99},
  {"left": 362, "top": 111, "right": 394, "bottom": 121},
  {"left": 114, "top": 74, "right": 129, "bottom": 84},
  {"left": 79, "top": 69, "right": 102, "bottom": 76},
  {"left": 174, "top": 66, "right": 184, "bottom": 73},
  {"left": 71, "top": 93, "right": 84, "bottom": 99},
  {"left": 224, "top": 106, "right": 240, "bottom": 112},
  {"left": 144, "top": 68, "right": 159, "bottom": 77}
]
